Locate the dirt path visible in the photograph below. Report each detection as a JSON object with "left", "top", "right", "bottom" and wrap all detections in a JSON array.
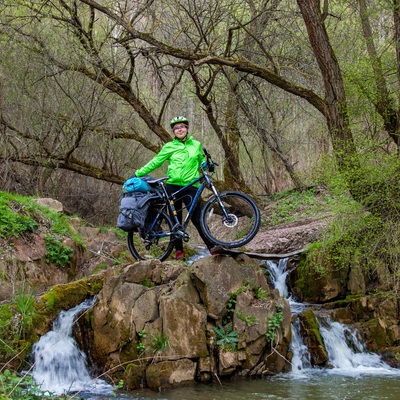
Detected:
[{"left": 246, "top": 217, "right": 331, "bottom": 254}]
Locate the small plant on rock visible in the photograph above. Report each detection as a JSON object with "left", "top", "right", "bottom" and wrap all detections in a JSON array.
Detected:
[
  {"left": 150, "top": 333, "right": 170, "bottom": 355},
  {"left": 236, "top": 309, "right": 258, "bottom": 327},
  {"left": 266, "top": 304, "right": 284, "bottom": 344},
  {"left": 136, "top": 329, "right": 146, "bottom": 354},
  {"left": 44, "top": 235, "right": 74, "bottom": 267},
  {"left": 213, "top": 323, "right": 239, "bottom": 351}
]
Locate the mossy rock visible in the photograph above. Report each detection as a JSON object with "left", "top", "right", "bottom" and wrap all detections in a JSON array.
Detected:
[
  {"left": 323, "top": 294, "right": 364, "bottom": 310},
  {"left": 298, "top": 309, "right": 328, "bottom": 366},
  {"left": 124, "top": 362, "right": 147, "bottom": 389},
  {"left": 361, "top": 318, "right": 391, "bottom": 349},
  {"left": 33, "top": 273, "right": 105, "bottom": 333}
]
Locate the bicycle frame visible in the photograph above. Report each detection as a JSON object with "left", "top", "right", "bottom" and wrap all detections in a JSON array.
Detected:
[
  {"left": 147, "top": 161, "right": 223, "bottom": 242},
  {"left": 128, "top": 147, "right": 260, "bottom": 260}
]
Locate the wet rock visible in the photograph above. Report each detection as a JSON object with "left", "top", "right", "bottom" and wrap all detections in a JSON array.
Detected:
[
  {"left": 298, "top": 309, "right": 328, "bottom": 366},
  {"left": 146, "top": 359, "right": 196, "bottom": 390}
]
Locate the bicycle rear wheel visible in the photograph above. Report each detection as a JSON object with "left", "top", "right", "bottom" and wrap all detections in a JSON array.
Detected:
[
  {"left": 127, "top": 211, "right": 175, "bottom": 261},
  {"left": 200, "top": 191, "right": 260, "bottom": 248}
]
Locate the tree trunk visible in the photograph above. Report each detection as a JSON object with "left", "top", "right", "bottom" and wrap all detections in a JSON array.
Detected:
[
  {"left": 297, "top": 0, "right": 359, "bottom": 174},
  {"left": 358, "top": 0, "right": 399, "bottom": 147}
]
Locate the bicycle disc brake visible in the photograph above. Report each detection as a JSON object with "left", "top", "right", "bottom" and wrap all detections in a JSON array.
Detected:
[{"left": 223, "top": 213, "right": 238, "bottom": 228}]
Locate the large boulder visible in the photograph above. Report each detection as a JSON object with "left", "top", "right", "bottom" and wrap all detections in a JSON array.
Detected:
[{"left": 88, "top": 254, "right": 293, "bottom": 390}]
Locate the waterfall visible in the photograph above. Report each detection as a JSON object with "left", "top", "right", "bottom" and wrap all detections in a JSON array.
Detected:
[
  {"left": 264, "top": 259, "right": 305, "bottom": 314},
  {"left": 290, "top": 319, "right": 312, "bottom": 373},
  {"left": 265, "top": 258, "right": 397, "bottom": 376},
  {"left": 266, "top": 259, "right": 289, "bottom": 298},
  {"left": 319, "top": 316, "right": 393, "bottom": 375},
  {"left": 32, "top": 297, "right": 113, "bottom": 396}
]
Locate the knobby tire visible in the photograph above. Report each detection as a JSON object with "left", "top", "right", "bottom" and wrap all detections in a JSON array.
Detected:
[
  {"left": 127, "top": 211, "right": 175, "bottom": 261},
  {"left": 200, "top": 191, "right": 260, "bottom": 248}
]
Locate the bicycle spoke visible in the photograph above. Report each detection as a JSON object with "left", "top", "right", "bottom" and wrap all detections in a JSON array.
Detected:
[
  {"left": 201, "top": 191, "right": 260, "bottom": 248},
  {"left": 127, "top": 211, "right": 174, "bottom": 261}
]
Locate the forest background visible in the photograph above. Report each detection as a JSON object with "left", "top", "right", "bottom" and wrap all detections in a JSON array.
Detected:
[{"left": 1, "top": 0, "right": 400, "bottom": 236}]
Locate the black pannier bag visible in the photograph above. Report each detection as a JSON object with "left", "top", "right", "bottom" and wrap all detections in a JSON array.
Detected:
[
  {"left": 117, "top": 192, "right": 152, "bottom": 232},
  {"left": 117, "top": 174, "right": 162, "bottom": 232}
]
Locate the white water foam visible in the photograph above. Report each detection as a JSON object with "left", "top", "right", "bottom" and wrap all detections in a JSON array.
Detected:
[
  {"left": 319, "top": 317, "right": 398, "bottom": 376},
  {"left": 290, "top": 319, "right": 312, "bottom": 374},
  {"left": 265, "top": 258, "right": 400, "bottom": 377},
  {"left": 32, "top": 297, "right": 113, "bottom": 396}
]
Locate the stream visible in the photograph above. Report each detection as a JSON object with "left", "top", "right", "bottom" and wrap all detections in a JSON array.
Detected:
[{"left": 31, "top": 257, "right": 400, "bottom": 399}]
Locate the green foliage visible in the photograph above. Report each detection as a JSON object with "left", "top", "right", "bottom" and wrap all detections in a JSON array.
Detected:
[
  {"left": 243, "top": 278, "right": 270, "bottom": 299},
  {"left": 150, "top": 333, "right": 170, "bottom": 354},
  {"left": 264, "top": 187, "right": 336, "bottom": 227},
  {"left": 266, "top": 304, "right": 284, "bottom": 344},
  {"left": 44, "top": 235, "right": 74, "bottom": 267},
  {"left": 254, "top": 286, "right": 269, "bottom": 300},
  {"left": 0, "top": 303, "right": 15, "bottom": 361},
  {"left": 0, "top": 194, "right": 38, "bottom": 238},
  {"left": 224, "top": 279, "right": 270, "bottom": 324},
  {"left": 213, "top": 323, "right": 239, "bottom": 351},
  {"left": 136, "top": 329, "right": 146, "bottom": 354},
  {"left": 0, "top": 289, "right": 37, "bottom": 366},
  {"left": 224, "top": 285, "right": 247, "bottom": 324},
  {"left": 12, "top": 288, "right": 36, "bottom": 340},
  {"left": 236, "top": 309, "right": 258, "bottom": 327},
  {"left": 0, "top": 191, "right": 84, "bottom": 248},
  {"left": 0, "top": 369, "right": 57, "bottom": 400},
  {"left": 139, "top": 278, "right": 155, "bottom": 288},
  {"left": 302, "top": 152, "right": 400, "bottom": 295}
]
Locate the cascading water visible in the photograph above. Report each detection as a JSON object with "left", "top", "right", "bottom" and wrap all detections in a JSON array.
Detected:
[
  {"left": 290, "top": 319, "right": 312, "bottom": 372},
  {"left": 31, "top": 297, "right": 113, "bottom": 396},
  {"left": 264, "top": 258, "right": 399, "bottom": 376},
  {"left": 319, "top": 316, "right": 394, "bottom": 374}
]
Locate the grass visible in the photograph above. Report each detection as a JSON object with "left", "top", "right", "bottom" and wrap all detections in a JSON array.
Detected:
[
  {"left": 261, "top": 186, "right": 343, "bottom": 228},
  {"left": 0, "top": 191, "right": 84, "bottom": 245}
]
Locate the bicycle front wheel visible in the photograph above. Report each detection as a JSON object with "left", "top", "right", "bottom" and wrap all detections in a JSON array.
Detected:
[
  {"left": 201, "top": 191, "right": 260, "bottom": 248},
  {"left": 127, "top": 211, "right": 175, "bottom": 261}
]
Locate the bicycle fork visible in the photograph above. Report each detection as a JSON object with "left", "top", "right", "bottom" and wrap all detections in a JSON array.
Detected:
[{"left": 207, "top": 181, "right": 237, "bottom": 226}]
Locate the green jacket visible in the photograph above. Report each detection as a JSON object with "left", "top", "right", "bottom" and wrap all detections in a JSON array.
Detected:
[{"left": 135, "top": 136, "right": 205, "bottom": 187}]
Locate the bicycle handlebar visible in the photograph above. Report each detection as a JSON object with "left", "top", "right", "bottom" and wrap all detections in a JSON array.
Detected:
[{"left": 202, "top": 147, "right": 218, "bottom": 172}]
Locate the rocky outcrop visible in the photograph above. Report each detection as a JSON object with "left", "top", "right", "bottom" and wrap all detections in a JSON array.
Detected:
[
  {"left": 88, "top": 254, "right": 292, "bottom": 390},
  {"left": 0, "top": 220, "right": 126, "bottom": 301}
]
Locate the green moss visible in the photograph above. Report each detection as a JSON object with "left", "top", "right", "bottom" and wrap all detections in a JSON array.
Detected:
[
  {"left": 363, "top": 318, "right": 390, "bottom": 347},
  {"left": 124, "top": 363, "right": 147, "bottom": 389},
  {"left": 299, "top": 309, "right": 324, "bottom": 348},
  {"left": 120, "top": 342, "right": 140, "bottom": 364},
  {"left": 323, "top": 294, "right": 364, "bottom": 309},
  {"left": 294, "top": 256, "right": 327, "bottom": 299},
  {"left": 34, "top": 275, "right": 104, "bottom": 326}
]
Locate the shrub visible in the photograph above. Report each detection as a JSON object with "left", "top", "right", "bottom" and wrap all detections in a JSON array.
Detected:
[{"left": 44, "top": 235, "right": 74, "bottom": 267}]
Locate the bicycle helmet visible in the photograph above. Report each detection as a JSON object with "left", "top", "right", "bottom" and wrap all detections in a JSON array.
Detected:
[{"left": 170, "top": 116, "right": 189, "bottom": 128}]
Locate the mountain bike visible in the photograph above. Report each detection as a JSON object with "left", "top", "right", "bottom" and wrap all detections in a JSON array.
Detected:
[{"left": 127, "top": 148, "right": 261, "bottom": 261}]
